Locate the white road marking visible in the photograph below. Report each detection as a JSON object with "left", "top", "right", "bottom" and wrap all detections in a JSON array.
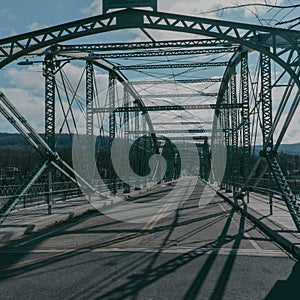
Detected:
[{"left": 0, "top": 246, "right": 288, "bottom": 257}]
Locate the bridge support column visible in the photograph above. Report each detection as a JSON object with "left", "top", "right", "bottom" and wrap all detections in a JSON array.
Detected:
[
  {"left": 86, "top": 60, "right": 94, "bottom": 201},
  {"left": 123, "top": 86, "right": 130, "bottom": 193},
  {"left": 223, "top": 88, "right": 231, "bottom": 192},
  {"left": 109, "top": 71, "right": 117, "bottom": 194},
  {"left": 260, "top": 51, "right": 273, "bottom": 214},
  {"left": 241, "top": 51, "right": 250, "bottom": 202},
  {"left": 134, "top": 103, "right": 140, "bottom": 189},
  {"left": 142, "top": 113, "right": 148, "bottom": 185},
  {"left": 230, "top": 70, "right": 239, "bottom": 195},
  {"left": 44, "top": 54, "right": 56, "bottom": 215},
  {"left": 203, "top": 138, "right": 210, "bottom": 181}
]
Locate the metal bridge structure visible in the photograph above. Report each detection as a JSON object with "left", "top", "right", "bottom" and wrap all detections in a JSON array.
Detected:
[{"left": 0, "top": 5, "right": 300, "bottom": 230}]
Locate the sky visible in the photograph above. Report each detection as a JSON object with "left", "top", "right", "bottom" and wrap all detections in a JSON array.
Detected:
[{"left": 0, "top": 0, "right": 299, "bottom": 145}]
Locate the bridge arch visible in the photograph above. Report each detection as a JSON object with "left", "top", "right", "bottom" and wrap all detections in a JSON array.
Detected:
[
  {"left": 0, "top": 8, "right": 299, "bottom": 88},
  {"left": 1, "top": 8, "right": 300, "bottom": 229}
]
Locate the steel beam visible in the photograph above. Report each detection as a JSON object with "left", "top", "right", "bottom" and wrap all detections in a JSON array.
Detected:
[
  {"left": 79, "top": 47, "right": 237, "bottom": 59},
  {"left": 93, "top": 103, "right": 242, "bottom": 113},
  {"left": 44, "top": 54, "right": 56, "bottom": 215},
  {"left": 241, "top": 51, "right": 251, "bottom": 182},
  {"left": 85, "top": 60, "right": 94, "bottom": 188},
  {"left": 130, "top": 129, "right": 210, "bottom": 134},
  {"left": 158, "top": 136, "right": 210, "bottom": 140},
  {"left": 260, "top": 51, "right": 273, "bottom": 150},
  {"left": 141, "top": 92, "right": 218, "bottom": 98},
  {"left": 123, "top": 86, "right": 130, "bottom": 193},
  {"left": 117, "top": 61, "right": 228, "bottom": 70},
  {"left": 108, "top": 71, "right": 117, "bottom": 193},
  {"left": 223, "top": 88, "right": 231, "bottom": 191},
  {"left": 44, "top": 54, "right": 56, "bottom": 150},
  {"left": 153, "top": 121, "right": 213, "bottom": 125},
  {"left": 131, "top": 78, "right": 222, "bottom": 85},
  {"left": 86, "top": 60, "right": 94, "bottom": 155},
  {"left": 53, "top": 39, "right": 236, "bottom": 54},
  {"left": 230, "top": 71, "right": 239, "bottom": 194}
]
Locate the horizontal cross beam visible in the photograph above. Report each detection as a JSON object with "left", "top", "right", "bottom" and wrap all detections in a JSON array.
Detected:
[
  {"left": 117, "top": 61, "right": 228, "bottom": 70},
  {"left": 81, "top": 47, "right": 237, "bottom": 59},
  {"left": 158, "top": 136, "right": 210, "bottom": 140},
  {"left": 93, "top": 103, "right": 242, "bottom": 113},
  {"left": 131, "top": 78, "right": 222, "bottom": 85},
  {"left": 130, "top": 129, "right": 210, "bottom": 134},
  {"left": 141, "top": 93, "right": 217, "bottom": 98},
  {"left": 52, "top": 39, "right": 236, "bottom": 54},
  {"left": 152, "top": 121, "right": 213, "bottom": 125}
]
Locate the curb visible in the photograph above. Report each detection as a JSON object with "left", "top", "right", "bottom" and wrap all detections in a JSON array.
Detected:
[
  {"left": 0, "top": 204, "right": 96, "bottom": 243},
  {"left": 0, "top": 181, "right": 174, "bottom": 244},
  {"left": 217, "top": 190, "right": 300, "bottom": 259}
]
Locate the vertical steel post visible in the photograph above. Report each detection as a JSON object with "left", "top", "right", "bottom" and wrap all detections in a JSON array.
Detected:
[
  {"left": 109, "top": 71, "right": 117, "bottom": 194},
  {"left": 203, "top": 138, "right": 210, "bottom": 181},
  {"left": 219, "top": 101, "right": 226, "bottom": 189},
  {"left": 134, "top": 102, "right": 140, "bottom": 189},
  {"left": 230, "top": 70, "right": 238, "bottom": 195},
  {"left": 142, "top": 113, "right": 147, "bottom": 185},
  {"left": 260, "top": 51, "right": 273, "bottom": 214},
  {"left": 241, "top": 51, "right": 251, "bottom": 201},
  {"left": 224, "top": 88, "right": 231, "bottom": 192},
  {"left": 86, "top": 60, "right": 94, "bottom": 157},
  {"left": 123, "top": 86, "right": 130, "bottom": 193},
  {"left": 86, "top": 60, "right": 94, "bottom": 200},
  {"left": 44, "top": 54, "right": 56, "bottom": 215}
]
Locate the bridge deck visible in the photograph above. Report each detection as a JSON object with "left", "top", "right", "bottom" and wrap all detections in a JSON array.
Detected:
[
  {"left": 0, "top": 179, "right": 298, "bottom": 245},
  {"left": 0, "top": 179, "right": 300, "bottom": 299}
]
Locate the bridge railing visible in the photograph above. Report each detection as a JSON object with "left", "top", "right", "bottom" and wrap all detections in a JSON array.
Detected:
[
  {"left": 0, "top": 176, "right": 162, "bottom": 213},
  {"left": 0, "top": 181, "right": 82, "bottom": 210},
  {"left": 235, "top": 176, "right": 300, "bottom": 194}
]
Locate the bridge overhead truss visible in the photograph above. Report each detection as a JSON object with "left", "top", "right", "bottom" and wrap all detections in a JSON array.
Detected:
[{"left": 0, "top": 8, "right": 300, "bottom": 229}]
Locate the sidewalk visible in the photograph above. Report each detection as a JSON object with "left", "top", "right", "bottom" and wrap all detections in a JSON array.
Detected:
[
  {"left": 217, "top": 189, "right": 300, "bottom": 259},
  {"left": 0, "top": 183, "right": 167, "bottom": 244},
  {"left": 0, "top": 196, "right": 95, "bottom": 243}
]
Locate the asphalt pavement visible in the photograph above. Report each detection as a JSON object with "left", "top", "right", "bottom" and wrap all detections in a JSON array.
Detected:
[{"left": 0, "top": 178, "right": 299, "bottom": 299}]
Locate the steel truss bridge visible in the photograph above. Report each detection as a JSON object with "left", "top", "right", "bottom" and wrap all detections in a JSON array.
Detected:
[{"left": 0, "top": 7, "right": 300, "bottom": 230}]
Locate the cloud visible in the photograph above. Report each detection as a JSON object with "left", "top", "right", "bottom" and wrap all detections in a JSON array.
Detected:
[
  {"left": 5, "top": 66, "right": 44, "bottom": 95},
  {"left": 1, "top": 87, "right": 44, "bottom": 132},
  {"left": 0, "top": 8, "right": 14, "bottom": 19},
  {"left": 81, "top": 0, "right": 102, "bottom": 16},
  {"left": 26, "top": 22, "right": 48, "bottom": 32},
  {"left": 0, "top": 61, "right": 110, "bottom": 134}
]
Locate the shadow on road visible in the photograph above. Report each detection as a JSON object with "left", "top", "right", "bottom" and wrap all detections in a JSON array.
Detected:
[
  {"left": 0, "top": 180, "right": 289, "bottom": 300},
  {"left": 264, "top": 261, "right": 300, "bottom": 300}
]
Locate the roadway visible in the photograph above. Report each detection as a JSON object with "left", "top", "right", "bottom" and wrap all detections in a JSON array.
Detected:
[{"left": 0, "top": 179, "right": 299, "bottom": 299}]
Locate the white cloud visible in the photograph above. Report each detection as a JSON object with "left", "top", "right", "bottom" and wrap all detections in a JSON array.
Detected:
[
  {"left": 5, "top": 66, "right": 44, "bottom": 95},
  {"left": 1, "top": 87, "right": 44, "bottom": 132},
  {"left": 0, "top": 8, "right": 14, "bottom": 19},
  {"left": 81, "top": 0, "right": 102, "bottom": 16},
  {"left": 26, "top": 22, "right": 48, "bottom": 32}
]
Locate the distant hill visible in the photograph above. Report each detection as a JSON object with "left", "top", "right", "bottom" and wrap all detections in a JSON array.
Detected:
[
  {"left": 0, "top": 132, "right": 73, "bottom": 147},
  {"left": 254, "top": 143, "right": 300, "bottom": 156},
  {"left": 278, "top": 143, "right": 300, "bottom": 156},
  {"left": 0, "top": 132, "right": 299, "bottom": 156}
]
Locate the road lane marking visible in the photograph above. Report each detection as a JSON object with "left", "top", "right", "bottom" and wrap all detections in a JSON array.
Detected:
[{"left": 0, "top": 247, "right": 289, "bottom": 258}]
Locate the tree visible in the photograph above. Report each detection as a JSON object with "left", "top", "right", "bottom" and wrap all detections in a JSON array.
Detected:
[{"left": 197, "top": 2, "right": 300, "bottom": 30}]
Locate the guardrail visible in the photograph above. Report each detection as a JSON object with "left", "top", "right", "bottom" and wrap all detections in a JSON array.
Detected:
[
  {"left": 0, "top": 181, "right": 82, "bottom": 210},
  {"left": 0, "top": 177, "right": 157, "bottom": 212}
]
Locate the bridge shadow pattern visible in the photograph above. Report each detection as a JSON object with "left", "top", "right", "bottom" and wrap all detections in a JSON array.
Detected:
[{"left": 0, "top": 180, "right": 297, "bottom": 299}]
